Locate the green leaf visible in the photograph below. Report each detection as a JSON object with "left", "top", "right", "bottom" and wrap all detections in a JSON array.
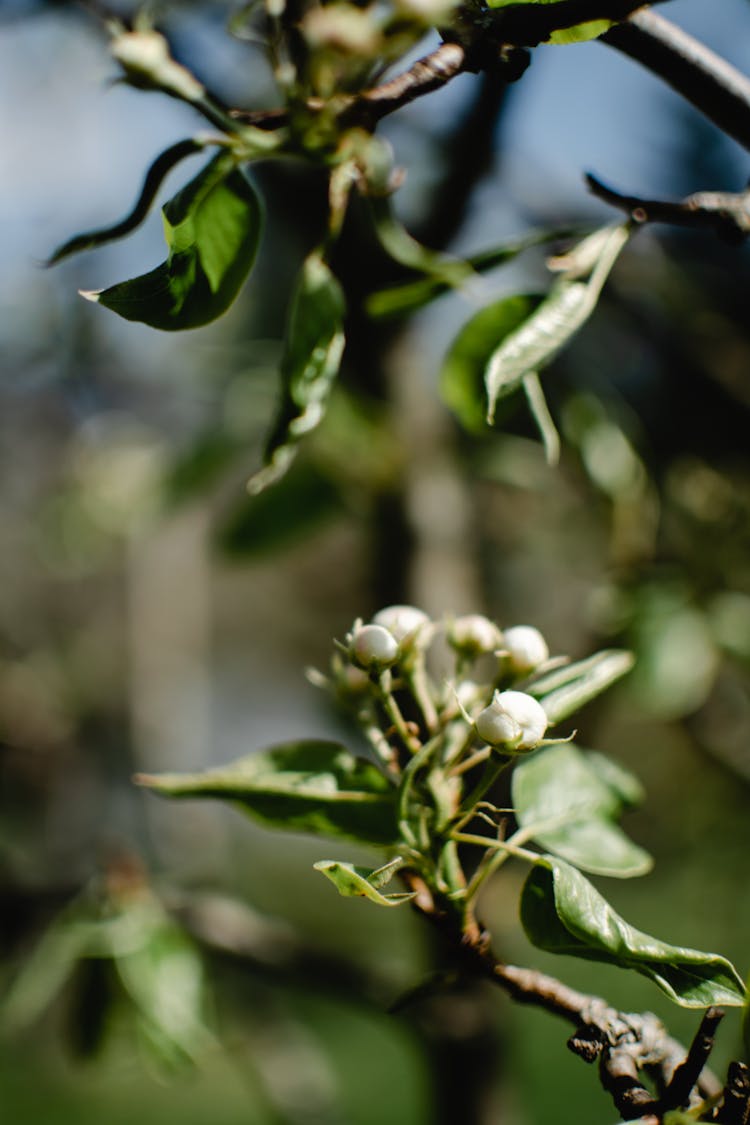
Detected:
[
  {"left": 81, "top": 152, "right": 263, "bottom": 330},
  {"left": 485, "top": 224, "right": 630, "bottom": 422},
  {"left": 369, "top": 197, "right": 470, "bottom": 287},
  {"left": 512, "top": 743, "right": 652, "bottom": 877},
  {"left": 48, "top": 138, "right": 206, "bottom": 265},
  {"left": 440, "top": 294, "right": 543, "bottom": 433},
  {"left": 114, "top": 902, "right": 213, "bottom": 1067},
  {"left": 313, "top": 857, "right": 415, "bottom": 906},
  {"left": 366, "top": 229, "right": 578, "bottom": 321},
  {"left": 527, "top": 649, "right": 634, "bottom": 723},
  {"left": 521, "top": 857, "right": 746, "bottom": 1008},
  {"left": 249, "top": 252, "right": 346, "bottom": 493},
  {"left": 137, "top": 740, "right": 399, "bottom": 845},
  {"left": 522, "top": 371, "right": 560, "bottom": 464},
  {"left": 548, "top": 20, "right": 613, "bottom": 43},
  {"left": 217, "top": 460, "right": 344, "bottom": 557}
]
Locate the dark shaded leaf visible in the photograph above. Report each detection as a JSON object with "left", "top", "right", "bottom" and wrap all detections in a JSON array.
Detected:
[
  {"left": 81, "top": 152, "right": 263, "bottom": 330},
  {"left": 48, "top": 138, "right": 205, "bottom": 265},
  {"left": 217, "top": 460, "right": 343, "bottom": 557},
  {"left": 137, "top": 741, "right": 399, "bottom": 845},
  {"left": 512, "top": 743, "right": 652, "bottom": 877},
  {"left": 521, "top": 857, "right": 746, "bottom": 1008},
  {"left": 249, "top": 252, "right": 345, "bottom": 492}
]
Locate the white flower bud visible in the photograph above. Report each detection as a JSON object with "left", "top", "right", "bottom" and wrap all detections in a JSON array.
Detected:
[
  {"left": 502, "top": 626, "right": 550, "bottom": 675},
  {"left": 348, "top": 623, "right": 399, "bottom": 671},
  {"left": 371, "top": 605, "right": 430, "bottom": 645},
  {"left": 475, "top": 690, "right": 548, "bottom": 751},
  {"left": 449, "top": 615, "right": 502, "bottom": 657}
]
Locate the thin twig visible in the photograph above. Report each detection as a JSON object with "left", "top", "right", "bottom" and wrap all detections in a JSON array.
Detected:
[
  {"left": 604, "top": 10, "right": 750, "bottom": 153},
  {"left": 662, "top": 1007, "right": 724, "bottom": 1112},
  {"left": 586, "top": 172, "right": 750, "bottom": 244}
]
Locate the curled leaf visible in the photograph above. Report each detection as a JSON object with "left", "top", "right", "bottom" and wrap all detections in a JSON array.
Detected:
[
  {"left": 48, "top": 138, "right": 207, "bottom": 265},
  {"left": 484, "top": 224, "right": 630, "bottom": 422},
  {"left": 313, "top": 857, "right": 415, "bottom": 906},
  {"left": 249, "top": 252, "right": 346, "bottom": 493},
  {"left": 82, "top": 152, "right": 263, "bottom": 330},
  {"left": 521, "top": 857, "right": 746, "bottom": 1008}
]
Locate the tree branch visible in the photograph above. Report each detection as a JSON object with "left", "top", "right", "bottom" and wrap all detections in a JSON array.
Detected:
[
  {"left": 603, "top": 10, "right": 750, "bottom": 153},
  {"left": 586, "top": 172, "right": 750, "bottom": 243},
  {"left": 401, "top": 871, "right": 725, "bottom": 1120},
  {"left": 486, "top": 0, "right": 673, "bottom": 47}
]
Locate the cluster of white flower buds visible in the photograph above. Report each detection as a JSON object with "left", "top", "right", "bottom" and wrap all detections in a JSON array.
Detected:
[
  {"left": 332, "top": 607, "right": 554, "bottom": 754},
  {"left": 343, "top": 607, "right": 551, "bottom": 681}
]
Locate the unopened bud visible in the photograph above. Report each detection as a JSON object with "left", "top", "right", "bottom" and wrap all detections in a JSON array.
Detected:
[
  {"left": 449, "top": 614, "right": 502, "bottom": 658},
  {"left": 502, "top": 626, "right": 549, "bottom": 676},
  {"left": 348, "top": 623, "right": 399, "bottom": 671},
  {"left": 372, "top": 605, "right": 430, "bottom": 646},
  {"left": 475, "top": 689, "right": 547, "bottom": 751}
]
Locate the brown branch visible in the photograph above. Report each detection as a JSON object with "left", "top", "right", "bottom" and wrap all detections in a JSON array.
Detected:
[
  {"left": 714, "top": 1061, "right": 750, "bottom": 1125},
  {"left": 586, "top": 172, "right": 750, "bottom": 244},
  {"left": 603, "top": 10, "right": 750, "bottom": 154},
  {"left": 401, "top": 871, "right": 724, "bottom": 1120},
  {"left": 663, "top": 1008, "right": 725, "bottom": 1113}
]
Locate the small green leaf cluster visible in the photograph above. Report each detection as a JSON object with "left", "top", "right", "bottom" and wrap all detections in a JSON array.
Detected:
[{"left": 138, "top": 607, "right": 745, "bottom": 1009}]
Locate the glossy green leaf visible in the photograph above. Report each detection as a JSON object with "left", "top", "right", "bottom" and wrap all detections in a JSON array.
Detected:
[
  {"left": 521, "top": 857, "right": 746, "bottom": 1008},
  {"left": 217, "top": 460, "right": 343, "bottom": 557},
  {"left": 440, "top": 294, "right": 543, "bottom": 433},
  {"left": 485, "top": 224, "right": 630, "bottom": 422},
  {"left": 137, "top": 740, "right": 399, "bottom": 845},
  {"left": 249, "top": 252, "right": 346, "bottom": 492},
  {"left": 512, "top": 743, "right": 652, "bottom": 877},
  {"left": 313, "top": 857, "right": 415, "bottom": 906},
  {"left": 527, "top": 649, "right": 634, "bottom": 723},
  {"left": 48, "top": 139, "right": 206, "bottom": 265},
  {"left": 81, "top": 152, "right": 263, "bottom": 330}
]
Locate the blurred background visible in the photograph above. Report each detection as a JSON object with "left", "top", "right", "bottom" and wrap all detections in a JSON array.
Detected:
[{"left": 2, "top": 1, "right": 750, "bottom": 1122}]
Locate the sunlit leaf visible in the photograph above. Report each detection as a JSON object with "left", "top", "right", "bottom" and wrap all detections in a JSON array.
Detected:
[
  {"left": 48, "top": 139, "right": 206, "bottom": 265},
  {"left": 249, "top": 252, "right": 346, "bottom": 493},
  {"left": 548, "top": 20, "right": 613, "bottom": 44},
  {"left": 137, "top": 740, "right": 399, "bottom": 845},
  {"left": 512, "top": 743, "right": 652, "bottom": 877},
  {"left": 313, "top": 857, "right": 415, "bottom": 906},
  {"left": 527, "top": 649, "right": 634, "bottom": 723},
  {"left": 484, "top": 224, "right": 630, "bottom": 422},
  {"left": 81, "top": 152, "right": 263, "bottom": 330},
  {"left": 521, "top": 857, "right": 746, "bottom": 1008},
  {"left": 440, "top": 294, "right": 543, "bottom": 433}
]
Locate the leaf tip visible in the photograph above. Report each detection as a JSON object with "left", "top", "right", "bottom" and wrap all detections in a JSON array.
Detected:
[{"left": 78, "top": 288, "right": 102, "bottom": 304}]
